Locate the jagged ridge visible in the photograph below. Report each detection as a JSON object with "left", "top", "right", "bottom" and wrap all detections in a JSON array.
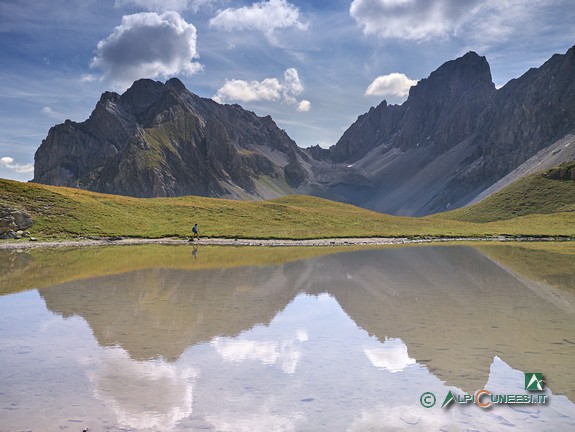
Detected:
[
  {"left": 322, "top": 46, "right": 575, "bottom": 215},
  {"left": 33, "top": 78, "right": 312, "bottom": 199}
]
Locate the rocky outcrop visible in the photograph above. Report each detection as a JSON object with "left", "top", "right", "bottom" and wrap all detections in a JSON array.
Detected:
[
  {"left": 33, "top": 78, "right": 311, "bottom": 200},
  {"left": 0, "top": 207, "right": 32, "bottom": 239},
  {"left": 306, "top": 144, "right": 331, "bottom": 162},
  {"left": 544, "top": 160, "right": 575, "bottom": 181},
  {"left": 323, "top": 46, "right": 575, "bottom": 215}
]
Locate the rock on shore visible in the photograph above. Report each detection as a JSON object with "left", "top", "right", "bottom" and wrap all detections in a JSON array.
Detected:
[{"left": 0, "top": 207, "right": 33, "bottom": 239}]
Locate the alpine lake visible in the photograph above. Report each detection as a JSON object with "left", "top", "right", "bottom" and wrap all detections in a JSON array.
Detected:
[{"left": 1, "top": 242, "right": 575, "bottom": 431}]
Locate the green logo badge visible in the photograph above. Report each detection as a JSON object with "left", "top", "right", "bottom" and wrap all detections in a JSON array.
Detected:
[
  {"left": 525, "top": 372, "right": 545, "bottom": 391},
  {"left": 420, "top": 392, "right": 436, "bottom": 408},
  {"left": 441, "top": 390, "right": 456, "bottom": 408}
]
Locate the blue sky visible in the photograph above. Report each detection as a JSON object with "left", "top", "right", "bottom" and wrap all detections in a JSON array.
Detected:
[{"left": 1, "top": 0, "right": 574, "bottom": 181}]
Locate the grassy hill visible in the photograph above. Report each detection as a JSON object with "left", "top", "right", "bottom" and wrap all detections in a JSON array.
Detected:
[
  {"left": 1, "top": 165, "right": 575, "bottom": 240},
  {"left": 0, "top": 178, "right": 473, "bottom": 239},
  {"left": 436, "top": 161, "right": 575, "bottom": 223}
]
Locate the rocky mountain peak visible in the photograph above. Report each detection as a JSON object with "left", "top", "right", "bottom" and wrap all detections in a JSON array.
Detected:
[
  {"left": 407, "top": 51, "right": 494, "bottom": 104},
  {"left": 120, "top": 79, "right": 166, "bottom": 117},
  {"left": 99, "top": 91, "right": 121, "bottom": 104},
  {"left": 330, "top": 51, "right": 496, "bottom": 164},
  {"left": 165, "top": 77, "right": 187, "bottom": 92},
  {"left": 33, "top": 78, "right": 311, "bottom": 199}
]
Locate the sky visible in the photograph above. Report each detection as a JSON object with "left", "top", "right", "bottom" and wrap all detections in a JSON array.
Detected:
[{"left": 1, "top": 0, "right": 574, "bottom": 181}]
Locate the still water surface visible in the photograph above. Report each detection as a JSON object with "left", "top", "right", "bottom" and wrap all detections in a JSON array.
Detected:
[{"left": 1, "top": 244, "right": 575, "bottom": 431}]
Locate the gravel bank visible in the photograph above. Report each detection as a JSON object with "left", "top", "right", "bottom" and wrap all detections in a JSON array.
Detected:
[{"left": 0, "top": 235, "right": 567, "bottom": 250}]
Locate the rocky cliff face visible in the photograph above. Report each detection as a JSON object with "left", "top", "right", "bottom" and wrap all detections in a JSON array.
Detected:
[
  {"left": 33, "top": 78, "right": 312, "bottom": 199},
  {"left": 322, "top": 46, "right": 575, "bottom": 215},
  {"left": 331, "top": 52, "right": 495, "bottom": 163}
]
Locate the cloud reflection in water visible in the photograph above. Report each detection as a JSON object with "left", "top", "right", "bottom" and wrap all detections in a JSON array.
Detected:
[{"left": 89, "top": 347, "right": 197, "bottom": 430}]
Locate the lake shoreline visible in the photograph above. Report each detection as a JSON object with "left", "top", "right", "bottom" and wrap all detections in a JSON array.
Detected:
[{"left": 1, "top": 235, "right": 573, "bottom": 250}]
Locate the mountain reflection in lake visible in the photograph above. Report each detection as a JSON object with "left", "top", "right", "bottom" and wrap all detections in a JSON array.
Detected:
[{"left": 1, "top": 244, "right": 574, "bottom": 431}]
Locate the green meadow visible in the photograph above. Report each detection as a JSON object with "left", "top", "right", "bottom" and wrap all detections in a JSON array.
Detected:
[{"left": 1, "top": 164, "right": 574, "bottom": 241}]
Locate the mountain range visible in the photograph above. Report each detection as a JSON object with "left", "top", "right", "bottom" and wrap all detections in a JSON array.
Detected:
[{"left": 32, "top": 45, "right": 575, "bottom": 216}]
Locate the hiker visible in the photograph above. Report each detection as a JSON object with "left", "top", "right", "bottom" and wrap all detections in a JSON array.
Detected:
[{"left": 192, "top": 223, "right": 199, "bottom": 240}]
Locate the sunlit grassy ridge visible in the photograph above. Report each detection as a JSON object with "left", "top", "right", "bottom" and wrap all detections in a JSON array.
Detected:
[
  {"left": 1, "top": 172, "right": 574, "bottom": 240},
  {"left": 435, "top": 166, "right": 575, "bottom": 223},
  {"left": 0, "top": 178, "right": 473, "bottom": 239}
]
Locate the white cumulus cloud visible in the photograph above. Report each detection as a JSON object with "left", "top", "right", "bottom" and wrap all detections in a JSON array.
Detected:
[
  {"left": 297, "top": 100, "right": 311, "bottom": 112},
  {"left": 213, "top": 78, "right": 282, "bottom": 103},
  {"left": 209, "top": 0, "right": 307, "bottom": 41},
  {"left": 90, "top": 12, "right": 203, "bottom": 90},
  {"left": 365, "top": 73, "right": 417, "bottom": 99},
  {"left": 282, "top": 67, "right": 304, "bottom": 103},
  {"left": 350, "top": 0, "right": 482, "bottom": 41},
  {"left": 214, "top": 67, "right": 307, "bottom": 111},
  {"left": 0, "top": 156, "right": 34, "bottom": 174}
]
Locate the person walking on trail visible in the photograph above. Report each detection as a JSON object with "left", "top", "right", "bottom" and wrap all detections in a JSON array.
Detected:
[{"left": 192, "top": 223, "right": 199, "bottom": 240}]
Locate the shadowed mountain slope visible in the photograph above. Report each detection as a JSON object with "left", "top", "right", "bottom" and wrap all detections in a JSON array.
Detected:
[{"left": 320, "top": 46, "right": 575, "bottom": 215}]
